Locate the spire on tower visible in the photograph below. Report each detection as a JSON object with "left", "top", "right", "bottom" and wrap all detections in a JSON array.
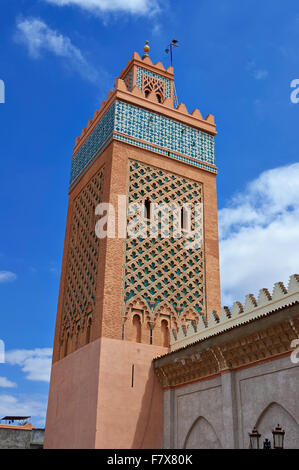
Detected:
[{"left": 142, "top": 40, "right": 150, "bottom": 59}]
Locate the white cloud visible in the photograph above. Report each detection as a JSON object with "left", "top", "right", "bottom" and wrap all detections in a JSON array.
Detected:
[
  {"left": 0, "top": 271, "right": 17, "bottom": 283},
  {"left": 0, "top": 394, "right": 48, "bottom": 427},
  {"left": 5, "top": 348, "right": 53, "bottom": 383},
  {"left": 152, "top": 23, "right": 162, "bottom": 35},
  {"left": 246, "top": 61, "right": 268, "bottom": 80},
  {"left": 253, "top": 69, "right": 268, "bottom": 80},
  {"left": 219, "top": 162, "right": 299, "bottom": 306},
  {"left": 0, "top": 377, "right": 17, "bottom": 388},
  {"left": 15, "top": 18, "right": 98, "bottom": 82},
  {"left": 43, "top": 0, "right": 161, "bottom": 16}
]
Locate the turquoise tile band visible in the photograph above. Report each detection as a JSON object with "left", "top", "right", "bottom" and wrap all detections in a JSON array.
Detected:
[{"left": 70, "top": 100, "right": 216, "bottom": 187}]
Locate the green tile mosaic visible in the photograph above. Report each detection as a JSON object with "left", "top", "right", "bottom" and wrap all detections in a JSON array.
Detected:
[{"left": 70, "top": 100, "right": 216, "bottom": 187}]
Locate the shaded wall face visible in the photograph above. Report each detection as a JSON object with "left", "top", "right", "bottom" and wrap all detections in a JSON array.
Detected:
[
  {"left": 184, "top": 417, "right": 222, "bottom": 449},
  {"left": 237, "top": 358, "right": 299, "bottom": 449},
  {"left": 95, "top": 338, "right": 168, "bottom": 449},
  {"left": 0, "top": 428, "right": 44, "bottom": 449},
  {"left": 164, "top": 355, "right": 299, "bottom": 449},
  {"left": 45, "top": 337, "right": 168, "bottom": 449},
  {"left": 44, "top": 339, "right": 101, "bottom": 449},
  {"left": 0, "top": 429, "right": 31, "bottom": 449}
]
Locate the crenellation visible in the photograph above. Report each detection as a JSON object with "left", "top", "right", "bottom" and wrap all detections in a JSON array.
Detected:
[
  {"left": 142, "top": 56, "right": 153, "bottom": 66},
  {"left": 171, "top": 274, "right": 299, "bottom": 350},
  {"left": 114, "top": 78, "right": 127, "bottom": 91},
  {"left": 244, "top": 294, "right": 257, "bottom": 313},
  {"left": 72, "top": 52, "right": 216, "bottom": 156},
  {"left": 176, "top": 103, "right": 188, "bottom": 114},
  {"left": 131, "top": 84, "right": 144, "bottom": 97},
  {"left": 287, "top": 274, "right": 299, "bottom": 294},
  {"left": 205, "top": 114, "right": 215, "bottom": 124},
  {"left": 257, "top": 287, "right": 272, "bottom": 305},
  {"left": 209, "top": 310, "right": 220, "bottom": 326},
  {"left": 231, "top": 300, "right": 244, "bottom": 316},
  {"left": 176, "top": 324, "right": 187, "bottom": 341},
  {"left": 153, "top": 61, "right": 166, "bottom": 71},
  {"left": 272, "top": 281, "right": 288, "bottom": 300},
  {"left": 191, "top": 109, "right": 203, "bottom": 119}
]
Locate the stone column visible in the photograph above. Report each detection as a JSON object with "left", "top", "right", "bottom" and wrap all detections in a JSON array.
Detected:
[
  {"left": 163, "top": 389, "right": 175, "bottom": 449},
  {"left": 221, "top": 370, "right": 238, "bottom": 448}
]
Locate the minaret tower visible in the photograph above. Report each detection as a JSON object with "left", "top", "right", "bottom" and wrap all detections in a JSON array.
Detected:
[{"left": 44, "top": 43, "right": 221, "bottom": 449}]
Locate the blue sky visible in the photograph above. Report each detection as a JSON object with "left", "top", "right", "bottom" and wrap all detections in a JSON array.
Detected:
[{"left": 0, "top": 0, "right": 298, "bottom": 427}]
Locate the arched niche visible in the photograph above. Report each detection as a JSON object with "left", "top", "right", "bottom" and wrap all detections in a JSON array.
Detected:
[
  {"left": 132, "top": 314, "right": 142, "bottom": 343},
  {"left": 184, "top": 416, "right": 221, "bottom": 449},
  {"left": 255, "top": 402, "right": 299, "bottom": 449},
  {"left": 160, "top": 319, "right": 169, "bottom": 348}
]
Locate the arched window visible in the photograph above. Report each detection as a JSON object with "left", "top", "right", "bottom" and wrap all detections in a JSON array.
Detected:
[
  {"left": 161, "top": 320, "right": 169, "bottom": 348},
  {"left": 156, "top": 93, "right": 162, "bottom": 103},
  {"left": 144, "top": 198, "right": 151, "bottom": 220},
  {"left": 86, "top": 318, "right": 92, "bottom": 344},
  {"left": 144, "top": 89, "right": 150, "bottom": 98},
  {"left": 133, "top": 314, "right": 142, "bottom": 343}
]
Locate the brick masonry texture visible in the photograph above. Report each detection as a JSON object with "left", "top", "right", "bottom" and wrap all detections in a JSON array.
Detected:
[{"left": 124, "top": 159, "right": 206, "bottom": 318}]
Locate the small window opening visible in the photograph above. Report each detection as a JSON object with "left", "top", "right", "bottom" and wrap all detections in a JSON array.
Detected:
[{"left": 144, "top": 198, "right": 151, "bottom": 220}]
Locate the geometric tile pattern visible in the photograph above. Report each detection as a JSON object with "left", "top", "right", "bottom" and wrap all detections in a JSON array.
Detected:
[
  {"left": 113, "top": 133, "right": 217, "bottom": 174},
  {"left": 70, "top": 100, "right": 216, "bottom": 187},
  {"left": 123, "top": 160, "right": 206, "bottom": 320},
  {"left": 70, "top": 103, "right": 115, "bottom": 185},
  {"left": 123, "top": 69, "right": 133, "bottom": 91},
  {"left": 114, "top": 101, "right": 215, "bottom": 164},
  {"left": 61, "top": 168, "right": 105, "bottom": 341},
  {"left": 137, "top": 67, "right": 171, "bottom": 98}
]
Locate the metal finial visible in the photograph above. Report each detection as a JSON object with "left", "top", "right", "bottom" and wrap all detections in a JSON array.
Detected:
[
  {"left": 165, "top": 39, "right": 179, "bottom": 67},
  {"left": 142, "top": 40, "right": 150, "bottom": 59}
]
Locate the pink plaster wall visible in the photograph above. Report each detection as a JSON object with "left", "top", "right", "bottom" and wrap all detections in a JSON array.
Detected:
[
  {"left": 44, "top": 337, "right": 167, "bottom": 449},
  {"left": 44, "top": 339, "right": 101, "bottom": 449},
  {"left": 95, "top": 337, "right": 168, "bottom": 449}
]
